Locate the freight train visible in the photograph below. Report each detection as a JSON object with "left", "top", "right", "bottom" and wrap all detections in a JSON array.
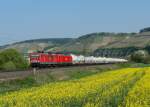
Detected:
[{"left": 29, "top": 52, "right": 127, "bottom": 67}]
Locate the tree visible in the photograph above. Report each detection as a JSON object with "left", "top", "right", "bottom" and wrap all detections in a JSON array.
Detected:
[
  {"left": 0, "top": 49, "right": 29, "bottom": 71},
  {"left": 2, "top": 61, "right": 16, "bottom": 71},
  {"left": 130, "top": 50, "right": 150, "bottom": 64}
]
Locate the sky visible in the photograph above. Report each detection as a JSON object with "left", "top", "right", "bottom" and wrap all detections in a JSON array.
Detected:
[{"left": 0, "top": 0, "right": 150, "bottom": 45}]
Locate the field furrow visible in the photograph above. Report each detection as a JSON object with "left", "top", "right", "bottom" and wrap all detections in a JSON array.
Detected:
[
  {"left": 121, "top": 68, "right": 150, "bottom": 107},
  {"left": 0, "top": 68, "right": 149, "bottom": 107},
  {"left": 83, "top": 70, "right": 145, "bottom": 107}
]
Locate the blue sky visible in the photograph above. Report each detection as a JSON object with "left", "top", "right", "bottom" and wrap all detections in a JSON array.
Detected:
[{"left": 0, "top": 0, "right": 150, "bottom": 45}]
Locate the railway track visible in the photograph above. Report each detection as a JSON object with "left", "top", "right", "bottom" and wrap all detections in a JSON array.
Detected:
[{"left": 0, "top": 63, "right": 118, "bottom": 82}]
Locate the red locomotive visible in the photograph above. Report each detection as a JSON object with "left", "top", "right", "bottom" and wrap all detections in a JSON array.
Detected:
[{"left": 30, "top": 52, "right": 72, "bottom": 67}]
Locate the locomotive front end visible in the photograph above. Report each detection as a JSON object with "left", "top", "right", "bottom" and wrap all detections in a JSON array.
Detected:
[{"left": 29, "top": 53, "right": 40, "bottom": 67}]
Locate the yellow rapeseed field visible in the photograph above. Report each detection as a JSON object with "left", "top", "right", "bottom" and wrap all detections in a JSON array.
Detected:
[
  {"left": 121, "top": 68, "right": 150, "bottom": 107},
  {"left": 0, "top": 67, "right": 150, "bottom": 107}
]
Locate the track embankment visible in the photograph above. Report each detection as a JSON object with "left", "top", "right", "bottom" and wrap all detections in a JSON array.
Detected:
[{"left": 0, "top": 64, "right": 120, "bottom": 82}]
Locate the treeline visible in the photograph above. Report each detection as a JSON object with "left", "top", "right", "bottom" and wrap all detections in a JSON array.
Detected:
[
  {"left": 93, "top": 47, "right": 139, "bottom": 58},
  {"left": 93, "top": 46, "right": 150, "bottom": 58},
  {"left": 0, "top": 49, "right": 29, "bottom": 71},
  {"left": 140, "top": 27, "right": 150, "bottom": 33}
]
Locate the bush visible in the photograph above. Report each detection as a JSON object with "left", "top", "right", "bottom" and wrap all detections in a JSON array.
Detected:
[
  {"left": 2, "top": 61, "right": 16, "bottom": 71},
  {"left": 0, "top": 49, "right": 29, "bottom": 71},
  {"left": 130, "top": 50, "right": 150, "bottom": 64}
]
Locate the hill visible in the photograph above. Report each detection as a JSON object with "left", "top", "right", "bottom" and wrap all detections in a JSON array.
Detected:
[
  {"left": 54, "top": 33, "right": 137, "bottom": 54},
  {"left": 0, "top": 38, "right": 74, "bottom": 53},
  {"left": 50, "top": 32, "right": 150, "bottom": 56},
  {"left": 1, "top": 27, "right": 150, "bottom": 57}
]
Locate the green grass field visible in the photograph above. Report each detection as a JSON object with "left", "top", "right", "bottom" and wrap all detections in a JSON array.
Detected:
[{"left": 0, "top": 67, "right": 150, "bottom": 107}]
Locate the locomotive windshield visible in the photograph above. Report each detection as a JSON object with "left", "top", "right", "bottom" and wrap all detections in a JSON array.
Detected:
[{"left": 30, "top": 53, "right": 40, "bottom": 65}]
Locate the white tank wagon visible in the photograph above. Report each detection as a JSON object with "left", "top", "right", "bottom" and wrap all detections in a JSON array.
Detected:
[
  {"left": 102, "top": 57, "right": 127, "bottom": 63},
  {"left": 70, "top": 54, "right": 85, "bottom": 64},
  {"left": 84, "top": 56, "right": 96, "bottom": 64},
  {"left": 71, "top": 54, "right": 127, "bottom": 65}
]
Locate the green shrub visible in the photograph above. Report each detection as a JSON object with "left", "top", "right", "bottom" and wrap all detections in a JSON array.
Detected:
[
  {"left": 130, "top": 50, "right": 150, "bottom": 64},
  {"left": 0, "top": 49, "right": 29, "bottom": 71},
  {"left": 1, "top": 61, "right": 16, "bottom": 71}
]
